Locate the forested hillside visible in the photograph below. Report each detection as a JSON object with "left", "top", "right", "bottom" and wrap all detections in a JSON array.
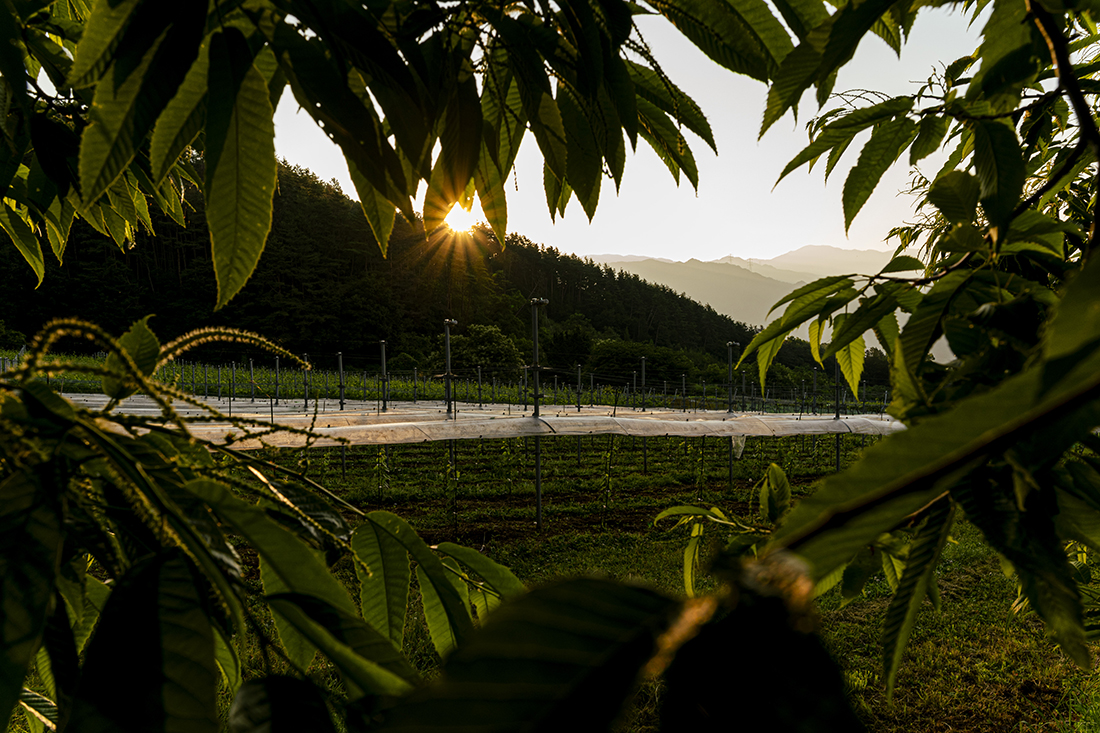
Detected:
[{"left": 0, "top": 162, "right": 883, "bottom": 385}]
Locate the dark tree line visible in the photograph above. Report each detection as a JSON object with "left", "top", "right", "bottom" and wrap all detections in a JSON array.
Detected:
[{"left": 0, "top": 161, "right": 884, "bottom": 384}]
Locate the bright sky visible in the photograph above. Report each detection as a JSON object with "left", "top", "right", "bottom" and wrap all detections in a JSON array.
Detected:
[{"left": 273, "top": 7, "right": 983, "bottom": 261}]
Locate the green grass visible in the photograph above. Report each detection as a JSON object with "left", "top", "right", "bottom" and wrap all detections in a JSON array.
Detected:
[{"left": 275, "top": 433, "right": 1100, "bottom": 732}]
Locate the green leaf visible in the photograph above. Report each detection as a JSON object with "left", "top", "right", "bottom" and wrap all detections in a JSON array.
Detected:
[
  {"left": 66, "top": 0, "right": 141, "bottom": 88},
  {"left": 205, "top": 28, "right": 277, "bottom": 310},
  {"left": 0, "top": 202, "right": 44, "bottom": 286},
  {"left": 879, "top": 256, "right": 923, "bottom": 274},
  {"left": 760, "top": 462, "right": 791, "bottom": 523},
  {"left": 647, "top": 0, "right": 793, "bottom": 82},
  {"left": 927, "top": 170, "right": 980, "bottom": 225},
  {"left": 0, "top": 472, "right": 61, "bottom": 730},
  {"left": 771, "top": 0, "right": 829, "bottom": 41},
  {"left": 768, "top": 274, "right": 854, "bottom": 316},
  {"left": 77, "top": 1, "right": 207, "bottom": 205},
  {"left": 770, "top": 319, "right": 1100, "bottom": 581},
  {"left": 842, "top": 116, "right": 917, "bottom": 231},
  {"left": 625, "top": 61, "right": 714, "bottom": 152},
  {"left": 436, "top": 542, "right": 526, "bottom": 600},
  {"left": 637, "top": 98, "right": 699, "bottom": 189},
  {"left": 424, "top": 75, "right": 482, "bottom": 232},
  {"left": 839, "top": 548, "right": 877, "bottom": 605},
  {"left": 761, "top": 0, "right": 897, "bottom": 135},
  {"left": 897, "top": 270, "right": 970, "bottom": 375},
  {"left": 909, "top": 115, "right": 949, "bottom": 165},
  {"left": 102, "top": 314, "right": 160, "bottom": 400},
  {"left": 229, "top": 677, "right": 336, "bottom": 733},
  {"left": 365, "top": 512, "right": 475, "bottom": 650},
  {"left": 347, "top": 159, "right": 397, "bottom": 254},
  {"left": 823, "top": 292, "right": 897, "bottom": 362},
  {"left": 184, "top": 480, "right": 356, "bottom": 615},
  {"left": 68, "top": 553, "right": 219, "bottom": 733},
  {"left": 380, "top": 578, "right": 679, "bottom": 731},
  {"left": 352, "top": 520, "right": 411, "bottom": 648},
  {"left": 558, "top": 87, "right": 602, "bottom": 221},
  {"left": 834, "top": 326, "right": 865, "bottom": 395},
  {"left": 777, "top": 96, "right": 913, "bottom": 183},
  {"left": 149, "top": 40, "right": 208, "bottom": 185},
  {"left": 882, "top": 500, "right": 953, "bottom": 697},
  {"left": 683, "top": 524, "right": 702, "bottom": 597},
  {"left": 266, "top": 594, "right": 418, "bottom": 696},
  {"left": 261, "top": 556, "right": 318, "bottom": 671},
  {"left": 971, "top": 119, "right": 1025, "bottom": 234},
  {"left": 1045, "top": 241, "right": 1100, "bottom": 361}
]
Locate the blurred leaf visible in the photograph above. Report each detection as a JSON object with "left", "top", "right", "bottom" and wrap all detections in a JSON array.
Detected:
[
  {"left": 971, "top": 119, "right": 1025, "bottom": 234},
  {"left": 102, "top": 314, "right": 161, "bottom": 400},
  {"left": 0, "top": 202, "right": 44, "bottom": 286},
  {"left": 68, "top": 553, "right": 219, "bottom": 733},
  {"left": 380, "top": 578, "right": 678, "bottom": 731},
  {"left": 928, "top": 170, "right": 981, "bottom": 225},
  {"left": 228, "top": 676, "right": 336, "bottom": 733},
  {"left": 0, "top": 472, "right": 61, "bottom": 730}
]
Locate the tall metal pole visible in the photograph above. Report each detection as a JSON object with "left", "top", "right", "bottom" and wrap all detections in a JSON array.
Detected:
[
  {"left": 444, "top": 320, "right": 457, "bottom": 416},
  {"left": 338, "top": 352, "right": 345, "bottom": 410},
  {"left": 576, "top": 363, "right": 581, "bottom": 412},
  {"left": 303, "top": 354, "right": 309, "bottom": 411},
  {"left": 530, "top": 298, "right": 548, "bottom": 532},
  {"left": 478, "top": 365, "right": 483, "bottom": 408},
  {"left": 681, "top": 374, "right": 686, "bottom": 412},
  {"left": 380, "top": 341, "right": 388, "bottom": 412},
  {"left": 275, "top": 356, "right": 280, "bottom": 406},
  {"left": 250, "top": 358, "right": 255, "bottom": 402},
  {"left": 640, "top": 356, "right": 646, "bottom": 412},
  {"left": 530, "top": 299, "right": 547, "bottom": 419},
  {"left": 727, "top": 342, "right": 734, "bottom": 413}
]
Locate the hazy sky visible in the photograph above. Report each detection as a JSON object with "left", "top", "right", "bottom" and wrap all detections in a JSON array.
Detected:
[{"left": 273, "top": 7, "right": 982, "bottom": 262}]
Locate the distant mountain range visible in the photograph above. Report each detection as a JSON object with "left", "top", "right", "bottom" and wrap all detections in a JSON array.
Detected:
[{"left": 584, "top": 246, "right": 898, "bottom": 334}]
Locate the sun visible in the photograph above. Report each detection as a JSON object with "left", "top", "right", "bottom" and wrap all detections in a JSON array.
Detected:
[{"left": 443, "top": 199, "right": 484, "bottom": 232}]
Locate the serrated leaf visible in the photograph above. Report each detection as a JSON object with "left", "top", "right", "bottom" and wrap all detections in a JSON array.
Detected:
[
  {"left": 205, "top": 28, "right": 276, "bottom": 310},
  {"left": 381, "top": 579, "right": 678, "bottom": 732},
  {"left": 66, "top": 0, "right": 141, "bottom": 88},
  {"left": 897, "top": 270, "right": 970, "bottom": 374},
  {"left": 842, "top": 116, "right": 918, "bottom": 231},
  {"left": 558, "top": 86, "right": 602, "bottom": 221},
  {"left": 424, "top": 75, "right": 482, "bottom": 232},
  {"left": 0, "top": 201, "right": 44, "bottom": 286},
  {"left": 149, "top": 39, "right": 208, "bottom": 185},
  {"left": 839, "top": 548, "right": 877, "bottom": 605},
  {"left": 626, "top": 61, "right": 714, "bottom": 152},
  {"left": 637, "top": 97, "right": 698, "bottom": 189},
  {"left": 67, "top": 554, "right": 219, "bottom": 733},
  {"left": 0, "top": 473, "right": 61, "bottom": 730},
  {"left": 927, "top": 170, "right": 980, "bottom": 224},
  {"left": 647, "top": 0, "right": 793, "bottom": 82},
  {"left": 436, "top": 542, "right": 526, "bottom": 600},
  {"left": 909, "top": 115, "right": 949, "bottom": 165},
  {"left": 352, "top": 520, "right": 411, "bottom": 648},
  {"left": 882, "top": 501, "right": 953, "bottom": 697},
  {"left": 771, "top": 0, "right": 829, "bottom": 41},
  {"left": 365, "top": 512, "right": 474, "bottom": 652},
  {"left": 879, "top": 256, "right": 923, "bottom": 274},
  {"left": 777, "top": 96, "right": 913, "bottom": 183},
  {"left": 347, "top": 159, "right": 396, "bottom": 254},
  {"left": 834, "top": 327, "right": 865, "bottom": 395},
  {"left": 971, "top": 119, "right": 1025, "bottom": 234},
  {"left": 102, "top": 314, "right": 160, "bottom": 400},
  {"left": 228, "top": 677, "right": 336, "bottom": 733},
  {"left": 77, "top": 1, "right": 206, "bottom": 205},
  {"left": 267, "top": 594, "right": 417, "bottom": 696}
]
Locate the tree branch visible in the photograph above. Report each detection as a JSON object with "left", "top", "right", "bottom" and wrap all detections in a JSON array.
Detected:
[{"left": 1027, "top": 0, "right": 1100, "bottom": 253}]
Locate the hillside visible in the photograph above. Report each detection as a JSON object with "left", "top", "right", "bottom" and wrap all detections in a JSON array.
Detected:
[{"left": 2, "top": 163, "right": 866, "bottom": 385}]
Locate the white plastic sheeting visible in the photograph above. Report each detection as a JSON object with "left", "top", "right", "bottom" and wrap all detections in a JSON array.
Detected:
[
  {"left": 60, "top": 393, "right": 904, "bottom": 449},
  {"left": 187, "top": 412, "right": 903, "bottom": 450}
]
